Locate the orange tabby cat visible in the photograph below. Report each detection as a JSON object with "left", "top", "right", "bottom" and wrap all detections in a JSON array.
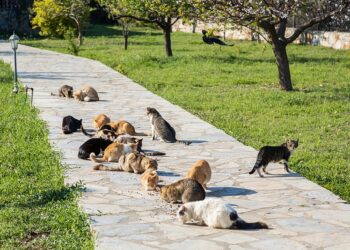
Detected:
[
  {"left": 141, "top": 169, "right": 159, "bottom": 191},
  {"left": 186, "top": 160, "right": 211, "bottom": 190},
  {"left": 90, "top": 141, "right": 138, "bottom": 162},
  {"left": 94, "top": 114, "right": 111, "bottom": 129},
  {"left": 73, "top": 85, "right": 99, "bottom": 102},
  {"left": 109, "top": 120, "right": 150, "bottom": 136}
]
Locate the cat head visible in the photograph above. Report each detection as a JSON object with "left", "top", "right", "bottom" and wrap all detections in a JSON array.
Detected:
[
  {"left": 159, "top": 185, "right": 168, "bottom": 199},
  {"left": 177, "top": 205, "right": 191, "bottom": 223},
  {"left": 101, "top": 129, "right": 118, "bottom": 141},
  {"left": 143, "top": 157, "right": 158, "bottom": 171},
  {"left": 73, "top": 90, "right": 83, "bottom": 101},
  {"left": 144, "top": 170, "right": 159, "bottom": 191},
  {"left": 146, "top": 107, "right": 161, "bottom": 117},
  {"left": 285, "top": 139, "right": 299, "bottom": 151}
]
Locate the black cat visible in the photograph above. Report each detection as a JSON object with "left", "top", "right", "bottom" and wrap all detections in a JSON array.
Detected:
[
  {"left": 249, "top": 139, "right": 299, "bottom": 177},
  {"left": 78, "top": 138, "right": 113, "bottom": 160},
  {"left": 62, "top": 116, "right": 83, "bottom": 134}
]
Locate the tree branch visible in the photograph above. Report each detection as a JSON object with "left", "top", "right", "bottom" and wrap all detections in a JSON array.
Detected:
[{"left": 286, "top": 3, "right": 350, "bottom": 44}]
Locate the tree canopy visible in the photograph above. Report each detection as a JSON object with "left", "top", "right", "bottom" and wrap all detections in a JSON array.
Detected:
[
  {"left": 194, "top": 0, "right": 350, "bottom": 90},
  {"left": 32, "top": 0, "right": 90, "bottom": 45},
  {"left": 98, "top": 0, "right": 193, "bottom": 56}
]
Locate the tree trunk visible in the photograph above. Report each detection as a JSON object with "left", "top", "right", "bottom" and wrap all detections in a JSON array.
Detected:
[
  {"left": 164, "top": 27, "right": 173, "bottom": 57},
  {"left": 78, "top": 30, "right": 83, "bottom": 46},
  {"left": 272, "top": 41, "right": 293, "bottom": 91},
  {"left": 124, "top": 35, "right": 128, "bottom": 50}
]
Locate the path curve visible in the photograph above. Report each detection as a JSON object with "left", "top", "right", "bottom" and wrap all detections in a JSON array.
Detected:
[{"left": 1, "top": 42, "right": 350, "bottom": 250}]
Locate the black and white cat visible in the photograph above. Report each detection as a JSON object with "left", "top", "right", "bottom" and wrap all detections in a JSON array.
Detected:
[
  {"left": 78, "top": 138, "right": 113, "bottom": 160},
  {"left": 249, "top": 139, "right": 299, "bottom": 177},
  {"left": 146, "top": 107, "right": 191, "bottom": 145},
  {"left": 177, "top": 199, "right": 268, "bottom": 230}
]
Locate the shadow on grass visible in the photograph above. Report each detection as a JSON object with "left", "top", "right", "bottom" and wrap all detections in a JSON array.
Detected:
[
  {"left": 0, "top": 182, "right": 84, "bottom": 209},
  {"left": 85, "top": 25, "right": 162, "bottom": 38}
]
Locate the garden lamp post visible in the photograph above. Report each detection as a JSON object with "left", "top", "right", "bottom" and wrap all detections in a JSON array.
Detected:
[{"left": 9, "top": 32, "right": 19, "bottom": 93}]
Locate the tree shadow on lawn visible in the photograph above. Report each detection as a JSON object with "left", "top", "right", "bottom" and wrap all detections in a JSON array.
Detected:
[
  {"left": 0, "top": 183, "right": 84, "bottom": 209},
  {"left": 85, "top": 25, "right": 162, "bottom": 38}
]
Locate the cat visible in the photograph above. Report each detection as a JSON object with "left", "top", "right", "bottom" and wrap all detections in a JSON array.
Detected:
[
  {"left": 160, "top": 178, "right": 205, "bottom": 204},
  {"left": 89, "top": 141, "right": 139, "bottom": 163},
  {"left": 82, "top": 128, "right": 119, "bottom": 141},
  {"left": 73, "top": 85, "right": 99, "bottom": 102},
  {"left": 94, "top": 114, "right": 111, "bottom": 129},
  {"left": 146, "top": 107, "right": 191, "bottom": 145},
  {"left": 78, "top": 138, "right": 113, "bottom": 159},
  {"left": 116, "top": 136, "right": 166, "bottom": 156},
  {"left": 51, "top": 85, "right": 73, "bottom": 98},
  {"left": 249, "top": 139, "right": 299, "bottom": 177},
  {"left": 109, "top": 120, "right": 150, "bottom": 136},
  {"left": 186, "top": 160, "right": 211, "bottom": 190},
  {"left": 93, "top": 152, "right": 158, "bottom": 174},
  {"left": 62, "top": 115, "right": 83, "bottom": 134},
  {"left": 141, "top": 169, "right": 159, "bottom": 191},
  {"left": 177, "top": 199, "right": 268, "bottom": 230}
]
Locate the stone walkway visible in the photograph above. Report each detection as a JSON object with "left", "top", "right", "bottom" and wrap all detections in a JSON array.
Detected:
[{"left": 1, "top": 42, "right": 350, "bottom": 250}]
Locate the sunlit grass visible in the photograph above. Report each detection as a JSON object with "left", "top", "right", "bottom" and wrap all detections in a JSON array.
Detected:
[{"left": 23, "top": 24, "right": 350, "bottom": 201}]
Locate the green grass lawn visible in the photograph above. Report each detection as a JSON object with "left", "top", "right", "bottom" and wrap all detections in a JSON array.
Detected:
[
  {"left": 0, "top": 61, "right": 93, "bottom": 249},
  {"left": 23, "top": 25, "right": 350, "bottom": 202}
]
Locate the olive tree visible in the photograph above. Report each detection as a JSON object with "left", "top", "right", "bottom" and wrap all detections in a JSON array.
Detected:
[
  {"left": 98, "top": 0, "right": 192, "bottom": 56},
  {"left": 195, "top": 0, "right": 350, "bottom": 90}
]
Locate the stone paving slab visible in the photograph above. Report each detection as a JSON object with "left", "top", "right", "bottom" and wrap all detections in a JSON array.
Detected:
[{"left": 1, "top": 42, "right": 350, "bottom": 249}]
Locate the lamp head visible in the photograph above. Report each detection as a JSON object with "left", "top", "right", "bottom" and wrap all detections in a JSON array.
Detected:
[{"left": 9, "top": 32, "right": 20, "bottom": 50}]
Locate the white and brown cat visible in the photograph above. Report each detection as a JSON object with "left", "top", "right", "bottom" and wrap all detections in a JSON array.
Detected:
[{"left": 74, "top": 85, "right": 99, "bottom": 102}]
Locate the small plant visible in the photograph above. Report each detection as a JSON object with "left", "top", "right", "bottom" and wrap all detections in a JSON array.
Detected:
[{"left": 64, "top": 29, "right": 80, "bottom": 55}]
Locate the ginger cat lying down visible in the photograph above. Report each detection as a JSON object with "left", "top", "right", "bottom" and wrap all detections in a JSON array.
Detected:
[
  {"left": 186, "top": 160, "right": 211, "bottom": 190},
  {"left": 74, "top": 85, "right": 99, "bottom": 102},
  {"left": 109, "top": 120, "right": 150, "bottom": 136}
]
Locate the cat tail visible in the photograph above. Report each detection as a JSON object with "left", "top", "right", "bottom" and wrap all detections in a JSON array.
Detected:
[
  {"left": 176, "top": 140, "right": 192, "bottom": 145},
  {"left": 134, "top": 131, "right": 152, "bottom": 136},
  {"left": 90, "top": 153, "right": 105, "bottom": 163},
  {"left": 81, "top": 125, "right": 94, "bottom": 137},
  {"left": 93, "top": 164, "right": 119, "bottom": 171},
  {"left": 232, "top": 218, "right": 268, "bottom": 230},
  {"left": 144, "top": 151, "right": 166, "bottom": 156},
  {"left": 249, "top": 160, "right": 261, "bottom": 174}
]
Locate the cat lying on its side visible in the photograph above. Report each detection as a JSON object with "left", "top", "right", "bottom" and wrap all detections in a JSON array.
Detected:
[
  {"left": 177, "top": 199, "right": 268, "bottom": 230},
  {"left": 93, "top": 152, "right": 158, "bottom": 174}
]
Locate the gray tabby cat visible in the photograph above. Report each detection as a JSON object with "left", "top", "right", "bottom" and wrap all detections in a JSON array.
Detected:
[
  {"left": 249, "top": 139, "right": 299, "bottom": 177},
  {"left": 51, "top": 85, "right": 74, "bottom": 98},
  {"left": 146, "top": 107, "right": 191, "bottom": 145}
]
